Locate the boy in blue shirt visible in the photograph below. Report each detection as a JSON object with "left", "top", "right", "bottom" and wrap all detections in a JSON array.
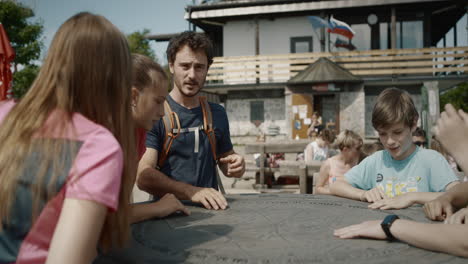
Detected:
[{"left": 330, "top": 88, "right": 459, "bottom": 209}]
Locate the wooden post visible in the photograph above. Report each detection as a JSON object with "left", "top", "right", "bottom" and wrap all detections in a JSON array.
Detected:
[
  {"left": 423, "top": 81, "right": 440, "bottom": 147},
  {"left": 255, "top": 17, "right": 260, "bottom": 84},
  {"left": 391, "top": 7, "right": 397, "bottom": 49},
  {"left": 255, "top": 145, "right": 267, "bottom": 190},
  {"left": 299, "top": 164, "right": 307, "bottom": 194}
]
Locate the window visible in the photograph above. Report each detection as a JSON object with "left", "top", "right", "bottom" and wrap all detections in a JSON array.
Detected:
[
  {"left": 250, "top": 101, "right": 264, "bottom": 122},
  {"left": 290, "top": 37, "right": 313, "bottom": 53}
]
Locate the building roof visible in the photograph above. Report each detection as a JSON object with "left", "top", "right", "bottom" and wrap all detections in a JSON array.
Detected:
[
  {"left": 185, "top": 0, "right": 447, "bottom": 20},
  {"left": 288, "top": 57, "right": 362, "bottom": 84},
  {"left": 145, "top": 33, "right": 180, "bottom": 42}
]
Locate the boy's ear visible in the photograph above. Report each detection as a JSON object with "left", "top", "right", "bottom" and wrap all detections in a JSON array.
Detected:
[{"left": 410, "top": 119, "right": 418, "bottom": 133}]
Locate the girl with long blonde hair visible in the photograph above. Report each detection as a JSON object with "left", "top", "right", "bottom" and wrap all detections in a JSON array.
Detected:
[{"left": 0, "top": 12, "right": 135, "bottom": 263}]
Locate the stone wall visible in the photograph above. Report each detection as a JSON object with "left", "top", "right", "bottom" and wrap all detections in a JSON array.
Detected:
[
  {"left": 226, "top": 98, "right": 287, "bottom": 137},
  {"left": 339, "top": 87, "right": 365, "bottom": 136}
]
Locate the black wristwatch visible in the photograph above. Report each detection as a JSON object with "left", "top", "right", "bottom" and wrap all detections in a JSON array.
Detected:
[{"left": 381, "top": 214, "right": 399, "bottom": 241}]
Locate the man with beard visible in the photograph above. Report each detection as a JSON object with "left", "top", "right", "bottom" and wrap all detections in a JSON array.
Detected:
[{"left": 137, "top": 32, "right": 245, "bottom": 210}]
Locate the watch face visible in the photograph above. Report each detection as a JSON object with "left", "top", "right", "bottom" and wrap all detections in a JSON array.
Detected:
[{"left": 367, "top": 14, "right": 378, "bottom": 25}]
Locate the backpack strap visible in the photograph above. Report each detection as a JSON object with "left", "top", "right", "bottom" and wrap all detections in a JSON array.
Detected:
[
  {"left": 199, "top": 96, "right": 225, "bottom": 194},
  {"left": 157, "top": 101, "right": 180, "bottom": 168},
  {"left": 199, "top": 96, "right": 217, "bottom": 161}
]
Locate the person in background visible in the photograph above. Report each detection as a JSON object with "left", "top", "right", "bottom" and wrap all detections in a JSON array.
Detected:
[
  {"left": 0, "top": 12, "right": 135, "bottom": 263},
  {"left": 304, "top": 128, "right": 335, "bottom": 162},
  {"left": 130, "top": 53, "right": 189, "bottom": 224},
  {"left": 412, "top": 127, "right": 427, "bottom": 148},
  {"left": 330, "top": 88, "right": 459, "bottom": 210},
  {"left": 316, "top": 130, "right": 363, "bottom": 195},
  {"left": 307, "top": 111, "right": 323, "bottom": 137},
  {"left": 334, "top": 104, "right": 468, "bottom": 258}
]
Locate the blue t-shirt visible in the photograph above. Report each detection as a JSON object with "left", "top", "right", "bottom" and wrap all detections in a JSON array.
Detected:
[
  {"left": 345, "top": 147, "right": 459, "bottom": 197},
  {"left": 146, "top": 95, "right": 233, "bottom": 190}
]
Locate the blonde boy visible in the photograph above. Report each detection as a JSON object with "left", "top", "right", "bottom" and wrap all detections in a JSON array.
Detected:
[{"left": 316, "top": 130, "right": 362, "bottom": 195}]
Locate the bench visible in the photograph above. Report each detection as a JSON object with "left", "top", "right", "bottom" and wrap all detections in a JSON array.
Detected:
[{"left": 244, "top": 140, "right": 322, "bottom": 194}]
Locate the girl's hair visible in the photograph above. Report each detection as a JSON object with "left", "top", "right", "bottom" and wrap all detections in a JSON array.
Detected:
[
  {"left": 334, "top": 129, "right": 363, "bottom": 151},
  {"left": 431, "top": 136, "right": 448, "bottom": 158},
  {"left": 0, "top": 12, "right": 135, "bottom": 250},
  {"left": 360, "top": 141, "right": 384, "bottom": 161},
  {"left": 132, "top": 53, "right": 167, "bottom": 91},
  {"left": 317, "top": 128, "right": 335, "bottom": 143}
]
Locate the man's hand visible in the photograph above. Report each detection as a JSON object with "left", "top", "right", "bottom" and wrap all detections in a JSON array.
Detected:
[
  {"left": 368, "top": 193, "right": 414, "bottom": 210},
  {"left": 360, "top": 187, "right": 386, "bottom": 203},
  {"left": 153, "top": 193, "right": 190, "bottom": 218},
  {"left": 334, "top": 220, "right": 387, "bottom": 240},
  {"left": 219, "top": 153, "right": 245, "bottom": 178},
  {"left": 445, "top": 207, "right": 468, "bottom": 224},
  {"left": 424, "top": 195, "right": 455, "bottom": 221},
  {"left": 189, "top": 186, "right": 228, "bottom": 210}
]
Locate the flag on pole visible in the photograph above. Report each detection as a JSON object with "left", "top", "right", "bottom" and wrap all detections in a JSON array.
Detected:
[
  {"left": 335, "top": 38, "right": 356, "bottom": 50},
  {"left": 307, "top": 16, "right": 331, "bottom": 29},
  {"left": 328, "top": 16, "right": 355, "bottom": 39}
]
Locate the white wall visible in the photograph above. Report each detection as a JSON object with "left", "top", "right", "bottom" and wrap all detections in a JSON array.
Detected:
[
  {"left": 223, "top": 20, "right": 256, "bottom": 56},
  {"left": 223, "top": 16, "right": 321, "bottom": 56},
  {"left": 223, "top": 16, "right": 321, "bottom": 84}
]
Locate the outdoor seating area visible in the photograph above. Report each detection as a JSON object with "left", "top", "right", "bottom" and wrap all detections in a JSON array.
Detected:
[{"left": 2, "top": 0, "right": 468, "bottom": 263}]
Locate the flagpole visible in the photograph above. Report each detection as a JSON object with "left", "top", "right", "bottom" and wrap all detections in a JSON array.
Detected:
[{"left": 326, "top": 15, "right": 330, "bottom": 52}]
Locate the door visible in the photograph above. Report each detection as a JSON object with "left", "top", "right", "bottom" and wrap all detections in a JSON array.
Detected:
[{"left": 291, "top": 93, "right": 313, "bottom": 139}]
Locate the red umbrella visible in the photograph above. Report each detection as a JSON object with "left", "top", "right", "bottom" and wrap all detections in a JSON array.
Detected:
[{"left": 0, "top": 23, "right": 15, "bottom": 100}]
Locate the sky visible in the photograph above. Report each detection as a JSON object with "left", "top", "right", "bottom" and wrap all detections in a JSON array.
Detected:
[{"left": 18, "top": 0, "right": 192, "bottom": 65}]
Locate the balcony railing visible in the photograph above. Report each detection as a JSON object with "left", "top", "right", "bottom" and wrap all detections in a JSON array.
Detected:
[{"left": 207, "top": 46, "right": 468, "bottom": 85}]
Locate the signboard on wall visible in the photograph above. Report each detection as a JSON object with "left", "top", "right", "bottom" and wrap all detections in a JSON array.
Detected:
[
  {"left": 312, "top": 83, "right": 340, "bottom": 92},
  {"left": 291, "top": 94, "right": 313, "bottom": 139}
]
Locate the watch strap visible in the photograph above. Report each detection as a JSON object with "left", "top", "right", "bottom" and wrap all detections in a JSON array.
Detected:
[{"left": 381, "top": 214, "right": 399, "bottom": 241}]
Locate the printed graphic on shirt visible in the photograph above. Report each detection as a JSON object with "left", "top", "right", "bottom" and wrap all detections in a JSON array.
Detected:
[{"left": 376, "top": 175, "right": 422, "bottom": 198}]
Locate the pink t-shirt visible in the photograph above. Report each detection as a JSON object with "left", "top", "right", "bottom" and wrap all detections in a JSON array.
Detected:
[{"left": 0, "top": 100, "right": 123, "bottom": 264}]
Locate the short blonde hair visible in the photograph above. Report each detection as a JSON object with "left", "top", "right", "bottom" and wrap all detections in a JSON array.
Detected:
[{"left": 334, "top": 129, "right": 363, "bottom": 151}]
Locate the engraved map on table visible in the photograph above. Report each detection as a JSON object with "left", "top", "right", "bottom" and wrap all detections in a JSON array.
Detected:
[{"left": 95, "top": 194, "right": 466, "bottom": 264}]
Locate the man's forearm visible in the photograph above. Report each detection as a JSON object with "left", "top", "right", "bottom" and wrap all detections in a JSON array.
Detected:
[
  {"left": 330, "top": 181, "right": 365, "bottom": 201},
  {"left": 137, "top": 167, "right": 195, "bottom": 200}
]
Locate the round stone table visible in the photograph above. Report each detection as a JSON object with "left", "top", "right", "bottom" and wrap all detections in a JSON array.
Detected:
[{"left": 94, "top": 194, "right": 467, "bottom": 263}]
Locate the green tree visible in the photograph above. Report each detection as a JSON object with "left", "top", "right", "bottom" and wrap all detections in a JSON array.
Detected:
[
  {"left": 440, "top": 82, "right": 468, "bottom": 112},
  {"left": 127, "top": 29, "right": 156, "bottom": 61},
  {"left": 0, "top": 0, "right": 43, "bottom": 98},
  {"left": 12, "top": 65, "right": 39, "bottom": 99}
]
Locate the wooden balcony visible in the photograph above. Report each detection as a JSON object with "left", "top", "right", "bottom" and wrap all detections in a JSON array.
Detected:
[{"left": 207, "top": 46, "right": 468, "bottom": 85}]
